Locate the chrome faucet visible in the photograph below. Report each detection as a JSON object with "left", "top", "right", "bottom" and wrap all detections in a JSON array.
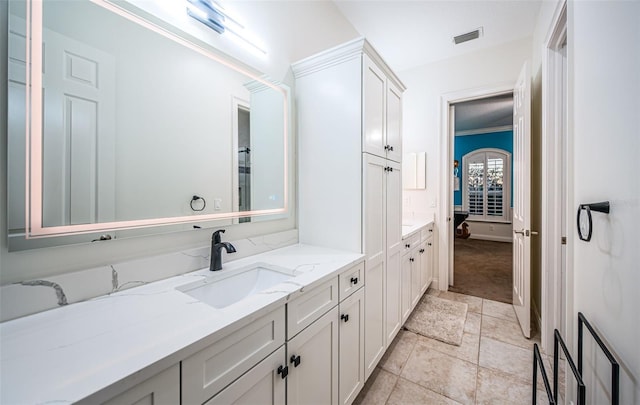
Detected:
[{"left": 210, "top": 229, "right": 236, "bottom": 271}]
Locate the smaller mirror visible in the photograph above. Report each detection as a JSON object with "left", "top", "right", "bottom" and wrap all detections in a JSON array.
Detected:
[{"left": 403, "top": 152, "right": 426, "bottom": 190}]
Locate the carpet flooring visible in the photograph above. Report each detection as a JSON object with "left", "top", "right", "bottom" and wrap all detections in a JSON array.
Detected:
[{"left": 449, "top": 238, "right": 513, "bottom": 304}]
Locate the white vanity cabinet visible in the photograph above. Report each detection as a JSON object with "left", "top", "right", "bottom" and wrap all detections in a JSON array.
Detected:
[
  {"left": 400, "top": 222, "right": 435, "bottom": 323},
  {"left": 293, "top": 37, "right": 406, "bottom": 381},
  {"left": 286, "top": 262, "right": 365, "bottom": 405}
]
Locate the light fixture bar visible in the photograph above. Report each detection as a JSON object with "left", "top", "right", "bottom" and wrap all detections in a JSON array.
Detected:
[{"left": 187, "top": 0, "right": 225, "bottom": 34}]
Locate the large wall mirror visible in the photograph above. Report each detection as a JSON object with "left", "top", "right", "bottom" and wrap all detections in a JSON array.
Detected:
[{"left": 7, "top": 0, "right": 290, "bottom": 250}]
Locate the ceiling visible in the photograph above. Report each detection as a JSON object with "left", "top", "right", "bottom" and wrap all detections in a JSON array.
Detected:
[
  {"left": 454, "top": 93, "right": 513, "bottom": 134},
  {"left": 333, "top": 0, "right": 542, "bottom": 73},
  {"left": 332, "top": 1, "right": 537, "bottom": 132}
]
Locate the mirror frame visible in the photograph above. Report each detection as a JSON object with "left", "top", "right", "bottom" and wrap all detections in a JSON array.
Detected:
[{"left": 23, "top": 0, "right": 289, "bottom": 238}]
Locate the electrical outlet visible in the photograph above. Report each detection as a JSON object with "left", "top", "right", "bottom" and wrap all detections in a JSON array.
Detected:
[{"left": 214, "top": 198, "right": 222, "bottom": 211}]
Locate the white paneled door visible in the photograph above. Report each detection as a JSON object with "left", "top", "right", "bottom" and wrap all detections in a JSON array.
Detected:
[
  {"left": 512, "top": 61, "right": 532, "bottom": 338},
  {"left": 42, "top": 27, "right": 116, "bottom": 227}
]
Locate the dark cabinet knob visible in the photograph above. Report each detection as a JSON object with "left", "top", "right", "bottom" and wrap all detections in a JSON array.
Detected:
[
  {"left": 341, "top": 314, "right": 349, "bottom": 322},
  {"left": 278, "top": 365, "right": 288, "bottom": 378},
  {"left": 410, "top": 257, "right": 415, "bottom": 262},
  {"left": 419, "top": 249, "right": 425, "bottom": 253},
  {"left": 388, "top": 145, "right": 394, "bottom": 151},
  {"left": 290, "top": 355, "right": 301, "bottom": 367},
  {"left": 428, "top": 242, "right": 432, "bottom": 246},
  {"left": 350, "top": 277, "right": 358, "bottom": 285},
  {"left": 405, "top": 244, "right": 411, "bottom": 248}
]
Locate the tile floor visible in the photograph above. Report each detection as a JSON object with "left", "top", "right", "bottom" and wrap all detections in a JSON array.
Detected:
[{"left": 354, "top": 289, "right": 557, "bottom": 405}]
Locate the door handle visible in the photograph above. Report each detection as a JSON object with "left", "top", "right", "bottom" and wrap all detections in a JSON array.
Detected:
[{"left": 514, "top": 229, "right": 539, "bottom": 237}]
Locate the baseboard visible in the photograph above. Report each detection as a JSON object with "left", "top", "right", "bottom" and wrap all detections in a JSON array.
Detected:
[{"left": 468, "top": 234, "right": 512, "bottom": 243}]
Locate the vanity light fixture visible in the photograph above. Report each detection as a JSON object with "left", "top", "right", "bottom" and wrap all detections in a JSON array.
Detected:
[{"left": 186, "top": 0, "right": 267, "bottom": 55}]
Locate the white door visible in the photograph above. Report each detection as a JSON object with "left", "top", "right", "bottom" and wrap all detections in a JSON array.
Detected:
[
  {"left": 512, "top": 62, "right": 532, "bottom": 338},
  {"left": 385, "top": 81, "right": 402, "bottom": 162},
  {"left": 339, "top": 288, "right": 365, "bottom": 405},
  {"left": 362, "top": 55, "right": 387, "bottom": 159},
  {"left": 287, "top": 307, "right": 339, "bottom": 405},
  {"left": 363, "top": 153, "right": 386, "bottom": 378},
  {"left": 385, "top": 159, "right": 402, "bottom": 344},
  {"left": 41, "top": 27, "right": 116, "bottom": 227}
]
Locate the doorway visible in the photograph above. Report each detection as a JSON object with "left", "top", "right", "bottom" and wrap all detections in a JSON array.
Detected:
[
  {"left": 449, "top": 95, "right": 514, "bottom": 304},
  {"left": 541, "top": 1, "right": 568, "bottom": 354}
]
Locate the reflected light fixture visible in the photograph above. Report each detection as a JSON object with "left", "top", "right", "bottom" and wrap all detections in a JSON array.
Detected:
[{"left": 186, "top": 0, "right": 267, "bottom": 55}]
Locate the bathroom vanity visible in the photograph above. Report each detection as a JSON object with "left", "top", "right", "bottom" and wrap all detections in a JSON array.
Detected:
[{"left": 0, "top": 244, "right": 364, "bottom": 404}]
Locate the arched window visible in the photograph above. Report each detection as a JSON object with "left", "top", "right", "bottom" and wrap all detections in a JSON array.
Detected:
[{"left": 462, "top": 148, "right": 511, "bottom": 222}]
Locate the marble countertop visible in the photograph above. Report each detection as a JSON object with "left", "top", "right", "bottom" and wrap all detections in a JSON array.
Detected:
[
  {"left": 0, "top": 244, "right": 364, "bottom": 404},
  {"left": 401, "top": 219, "right": 434, "bottom": 239}
]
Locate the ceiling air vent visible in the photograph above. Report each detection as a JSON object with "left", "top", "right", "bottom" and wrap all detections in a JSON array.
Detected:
[{"left": 453, "top": 27, "right": 483, "bottom": 45}]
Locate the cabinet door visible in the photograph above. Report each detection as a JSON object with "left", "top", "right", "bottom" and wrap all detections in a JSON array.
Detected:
[
  {"left": 339, "top": 288, "right": 365, "bottom": 405},
  {"left": 385, "top": 160, "right": 402, "bottom": 344},
  {"left": 204, "top": 346, "right": 286, "bottom": 405},
  {"left": 401, "top": 253, "right": 413, "bottom": 324},
  {"left": 363, "top": 153, "right": 386, "bottom": 379},
  {"left": 424, "top": 238, "right": 434, "bottom": 292},
  {"left": 362, "top": 55, "right": 387, "bottom": 158},
  {"left": 288, "top": 306, "right": 339, "bottom": 405},
  {"left": 386, "top": 81, "right": 402, "bottom": 163},
  {"left": 102, "top": 364, "right": 179, "bottom": 405},
  {"left": 411, "top": 249, "right": 421, "bottom": 308},
  {"left": 417, "top": 240, "right": 429, "bottom": 294}
]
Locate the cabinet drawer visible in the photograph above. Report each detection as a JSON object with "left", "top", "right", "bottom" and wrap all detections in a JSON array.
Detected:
[
  {"left": 421, "top": 223, "right": 434, "bottom": 242},
  {"left": 182, "top": 306, "right": 285, "bottom": 405},
  {"left": 101, "top": 364, "right": 179, "bottom": 405},
  {"left": 338, "top": 261, "right": 364, "bottom": 301},
  {"left": 403, "top": 233, "right": 420, "bottom": 253},
  {"left": 287, "top": 277, "right": 339, "bottom": 339}
]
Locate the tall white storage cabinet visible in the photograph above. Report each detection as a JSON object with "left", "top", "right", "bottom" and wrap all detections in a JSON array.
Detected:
[{"left": 293, "top": 38, "right": 406, "bottom": 381}]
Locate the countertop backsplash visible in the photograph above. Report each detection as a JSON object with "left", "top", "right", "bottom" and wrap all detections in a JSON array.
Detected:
[{"left": 0, "top": 229, "right": 298, "bottom": 322}]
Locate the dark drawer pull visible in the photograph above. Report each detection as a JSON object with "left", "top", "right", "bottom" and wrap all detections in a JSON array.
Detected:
[
  {"left": 350, "top": 277, "right": 358, "bottom": 285},
  {"left": 290, "top": 355, "right": 301, "bottom": 367},
  {"left": 341, "top": 314, "right": 349, "bottom": 322}
]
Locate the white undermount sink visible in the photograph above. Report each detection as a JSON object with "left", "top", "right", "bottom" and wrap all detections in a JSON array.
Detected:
[{"left": 177, "top": 263, "right": 295, "bottom": 309}]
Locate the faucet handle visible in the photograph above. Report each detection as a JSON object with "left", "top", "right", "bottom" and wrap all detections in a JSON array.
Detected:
[{"left": 212, "top": 229, "right": 226, "bottom": 244}]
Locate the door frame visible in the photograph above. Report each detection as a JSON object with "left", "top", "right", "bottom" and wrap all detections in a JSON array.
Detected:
[
  {"left": 438, "top": 83, "right": 515, "bottom": 291},
  {"left": 541, "top": 0, "right": 570, "bottom": 354}
]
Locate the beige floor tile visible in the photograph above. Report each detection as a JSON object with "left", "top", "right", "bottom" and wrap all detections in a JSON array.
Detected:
[
  {"left": 481, "top": 314, "right": 536, "bottom": 349},
  {"left": 464, "top": 312, "right": 482, "bottom": 335},
  {"left": 387, "top": 378, "right": 462, "bottom": 405},
  {"left": 379, "top": 329, "right": 419, "bottom": 375},
  {"left": 478, "top": 336, "right": 532, "bottom": 383},
  {"left": 401, "top": 345, "right": 477, "bottom": 404},
  {"left": 440, "top": 291, "right": 483, "bottom": 313},
  {"left": 482, "top": 299, "right": 518, "bottom": 322},
  {"left": 413, "top": 332, "right": 480, "bottom": 364},
  {"left": 353, "top": 367, "right": 398, "bottom": 405},
  {"left": 476, "top": 367, "right": 549, "bottom": 405}
]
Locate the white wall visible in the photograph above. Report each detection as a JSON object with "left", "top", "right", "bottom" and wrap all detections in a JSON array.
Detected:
[
  {"left": 0, "top": 1, "right": 359, "bottom": 285},
  {"left": 569, "top": 0, "right": 640, "bottom": 401},
  {"left": 400, "top": 37, "right": 532, "bottom": 285}
]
